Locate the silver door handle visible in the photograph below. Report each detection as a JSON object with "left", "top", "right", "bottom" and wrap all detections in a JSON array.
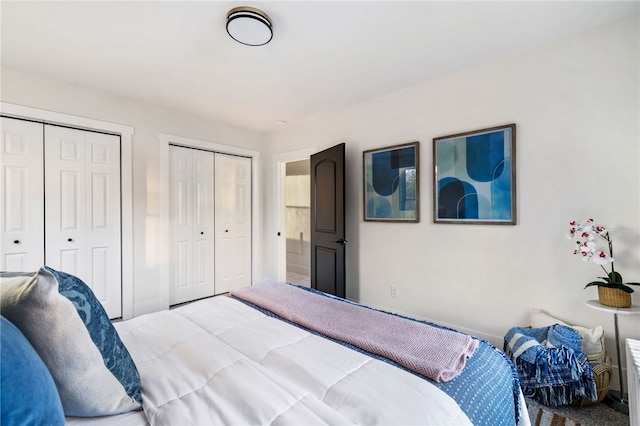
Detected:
[{"left": 335, "top": 238, "right": 347, "bottom": 245}]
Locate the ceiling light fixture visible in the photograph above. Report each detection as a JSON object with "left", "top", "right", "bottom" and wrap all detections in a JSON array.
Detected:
[{"left": 226, "top": 6, "right": 273, "bottom": 46}]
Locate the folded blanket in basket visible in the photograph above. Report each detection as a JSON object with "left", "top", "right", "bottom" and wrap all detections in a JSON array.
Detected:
[
  {"left": 231, "top": 280, "right": 478, "bottom": 382},
  {"left": 504, "top": 325, "right": 597, "bottom": 406}
]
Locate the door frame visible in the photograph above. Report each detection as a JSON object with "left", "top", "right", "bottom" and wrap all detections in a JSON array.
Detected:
[
  {"left": 273, "top": 147, "right": 318, "bottom": 282},
  {"left": 157, "top": 133, "right": 261, "bottom": 312},
  {"left": 0, "top": 102, "right": 135, "bottom": 319}
]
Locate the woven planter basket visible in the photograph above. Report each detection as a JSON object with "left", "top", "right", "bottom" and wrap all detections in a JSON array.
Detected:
[
  {"left": 597, "top": 286, "right": 631, "bottom": 308},
  {"left": 573, "top": 349, "right": 612, "bottom": 407}
]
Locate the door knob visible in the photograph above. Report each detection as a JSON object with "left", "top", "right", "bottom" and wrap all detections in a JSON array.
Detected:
[
  {"left": 67, "top": 238, "right": 73, "bottom": 242},
  {"left": 201, "top": 232, "right": 204, "bottom": 235},
  {"left": 335, "top": 238, "right": 348, "bottom": 245},
  {"left": 13, "top": 240, "right": 20, "bottom": 244}
]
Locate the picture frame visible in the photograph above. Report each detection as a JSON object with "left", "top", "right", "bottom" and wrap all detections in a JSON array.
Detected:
[
  {"left": 433, "top": 124, "right": 516, "bottom": 225},
  {"left": 363, "top": 142, "right": 419, "bottom": 222}
]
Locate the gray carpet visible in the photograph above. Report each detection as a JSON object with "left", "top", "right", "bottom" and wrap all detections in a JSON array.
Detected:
[{"left": 526, "top": 397, "right": 630, "bottom": 426}]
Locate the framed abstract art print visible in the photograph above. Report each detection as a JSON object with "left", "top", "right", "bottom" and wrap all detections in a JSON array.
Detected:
[
  {"left": 433, "top": 124, "right": 516, "bottom": 225},
  {"left": 363, "top": 142, "right": 419, "bottom": 222}
]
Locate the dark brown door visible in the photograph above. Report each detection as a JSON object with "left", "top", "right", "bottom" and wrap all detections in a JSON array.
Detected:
[{"left": 310, "top": 143, "right": 346, "bottom": 297}]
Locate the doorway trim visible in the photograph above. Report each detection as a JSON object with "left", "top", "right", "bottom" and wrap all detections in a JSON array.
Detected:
[
  {"left": 273, "top": 147, "right": 318, "bottom": 282},
  {"left": 154, "top": 133, "right": 261, "bottom": 315}
]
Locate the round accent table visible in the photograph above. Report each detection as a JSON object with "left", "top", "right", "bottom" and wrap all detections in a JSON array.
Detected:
[{"left": 585, "top": 300, "right": 640, "bottom": 414}]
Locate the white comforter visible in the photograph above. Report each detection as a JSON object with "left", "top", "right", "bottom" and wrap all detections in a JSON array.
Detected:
[{"left": 103, "top": 296, "right": 471, "bottom": 425}]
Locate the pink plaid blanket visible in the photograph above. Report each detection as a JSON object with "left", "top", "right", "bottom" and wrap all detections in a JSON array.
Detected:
[{"left": 231, "top": 280, "right": 478, "bottom": 382}]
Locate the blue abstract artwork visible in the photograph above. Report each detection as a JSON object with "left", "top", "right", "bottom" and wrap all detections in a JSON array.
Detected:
[
  {"left": 364, "top": 142, "right": 419, "bottom": 222},
  {"left": 434, "top": 124, "right": 515, "bottom": 224}
]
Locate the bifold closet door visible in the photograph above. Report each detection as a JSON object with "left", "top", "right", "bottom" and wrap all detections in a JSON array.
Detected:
[
  {"left": 169, "top": 146, "right": 215, "bottom": 305},
  {"left": 215, "top": 153, "right": 251, "bottom": 294},
  {"left": 0, "top": 117, "right": 45, "bottom": 271},
  {"left": 44, "top": 125, "right": 122, "bottom": 318}
]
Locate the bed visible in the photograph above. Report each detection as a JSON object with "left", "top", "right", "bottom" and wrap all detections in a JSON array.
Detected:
[{"left": 1, "top": 269, "right": 530, "bottom": 426}]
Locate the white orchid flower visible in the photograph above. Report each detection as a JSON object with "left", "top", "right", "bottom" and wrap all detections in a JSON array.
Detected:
[{"left": 591, "top": 251, "right": 613, "bottom": 265}]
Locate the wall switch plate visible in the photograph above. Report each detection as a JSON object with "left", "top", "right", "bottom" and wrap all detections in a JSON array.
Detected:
[{"left": 390, "top": 285, "right": 398, "bottom": 298}]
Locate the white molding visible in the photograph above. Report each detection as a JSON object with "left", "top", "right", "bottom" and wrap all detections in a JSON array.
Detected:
[
  {"left": 0, "top": 102, "right": 135, "bottom": 320},
  {"left": 157, "top": 133, "right": 261, "bottom": 312},
  {"left": 158, "top": 133, "right": 259, "bottom": 158},
  {"left": 155, "top": 137, "right": 171, "bottom": 315},
  {"left": 0, "top": 102, "right": 134, "bottom": 136},
  {"left": 272, "top": 147, "right": 318, "bottom": 282}
]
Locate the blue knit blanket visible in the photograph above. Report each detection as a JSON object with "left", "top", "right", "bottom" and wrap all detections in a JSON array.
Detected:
[{"left": 504, "top": 325, "right": 597, "bottom": 406}]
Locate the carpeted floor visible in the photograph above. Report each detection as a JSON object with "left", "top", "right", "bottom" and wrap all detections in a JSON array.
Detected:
[{"left": 526, "top": 397, "right": 630, "bottom": 426}]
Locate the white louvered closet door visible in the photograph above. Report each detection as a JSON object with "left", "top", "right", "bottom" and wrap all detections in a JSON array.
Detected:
[
  {"left": 0, "top": 117, "right": 45, "bottom": 271},
  {"left": 215, "top": 153, "right": 252, "bottom": 294},
  {"left": 169, "top": 145, "right": 215, "bottom": 305},
  {"left": 44, "top": 125, "right": 122, "bottom": 318}
]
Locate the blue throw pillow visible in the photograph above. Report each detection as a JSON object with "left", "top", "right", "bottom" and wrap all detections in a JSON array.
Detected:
[
  {"left": 1, "top": 316, "right": 65, "bottom": 425},
  {"left": 0, "top": 268, "right": 141, "bottom": 416},
  {"left": 46, "top": 267, "right": 142, "bottom": 406}
]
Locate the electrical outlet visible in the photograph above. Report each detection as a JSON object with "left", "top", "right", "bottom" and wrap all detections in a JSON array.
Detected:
[{"left": 390, "top": 285, "right": 398, "bottom": 298}]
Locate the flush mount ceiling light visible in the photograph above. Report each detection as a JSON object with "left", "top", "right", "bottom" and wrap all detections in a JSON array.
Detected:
[{"left": 226, "top": 6, "right": 273, "bottom": 46}]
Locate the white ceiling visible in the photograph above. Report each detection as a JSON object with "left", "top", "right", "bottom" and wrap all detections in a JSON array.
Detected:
[{"left": 2, "top": 1, "right": 638, "bottom": 133}]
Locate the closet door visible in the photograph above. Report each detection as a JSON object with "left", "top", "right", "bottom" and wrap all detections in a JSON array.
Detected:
[
  {"left": 0, "top": 117, "right": 45, "bottom": 271},
  {"left": 44, "top": 125, "right": 122, "bottom": 318},
  {"left": 169, "top": 146, "right": 215, "bottom": 305},
  {"left": 215, "top": 153, "right": 251, "bottom": 294}
]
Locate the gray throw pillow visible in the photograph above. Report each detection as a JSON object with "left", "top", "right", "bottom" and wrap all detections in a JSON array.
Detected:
[{"left": 0, "top": 267, "right": 141, "bottom": 417}]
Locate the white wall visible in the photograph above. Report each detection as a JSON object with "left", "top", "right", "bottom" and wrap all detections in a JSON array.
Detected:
[
  {"left": 0, "top": 69, "right": 269, "bottom": 315},
  {"left": 265, "top": 15, "right": 640, "bottom": 389}
]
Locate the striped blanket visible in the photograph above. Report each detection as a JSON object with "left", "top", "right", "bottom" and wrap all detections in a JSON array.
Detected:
[
  {"left": 504, "top": 325, "right": 596, "bottom": 406},
  {"left": 231, "top": 280, "right": 478, "bottom": 382}
]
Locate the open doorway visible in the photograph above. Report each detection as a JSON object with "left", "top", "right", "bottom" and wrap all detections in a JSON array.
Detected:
[{"left": 285, "top": 159, "right": 311, "bottom": 286}]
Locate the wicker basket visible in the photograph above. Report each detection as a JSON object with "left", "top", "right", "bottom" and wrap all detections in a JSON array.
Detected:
[
  {"left": 573, "top": 348, "right": 612, "bottom": 407},
  {"left": 597, "top": 286, "right": 631, "bottom": 308}
]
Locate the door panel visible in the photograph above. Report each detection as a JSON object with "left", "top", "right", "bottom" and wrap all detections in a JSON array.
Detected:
[
  {"left": 59, "top": 249, "right": 80, "bottom": 274},
  {"left": 192, "top": 150, "right": 214, "bottom": 294},
  {"left": 176, "top": 240, "right": 190, "bottom": 288},
  {"left": 1, "top": 117, "right": 45, "bottom": 271},
  {"left": 91, "top": 246, "right": 108, "bottom": 300},
  {"left": 315, "top": 246, "right": 337, "bottom": 294},
  {"left": 60, "top": 171, "right": 81, "bottom": 232},
  {"left": 91, "top": 173, "right": 108, "bottom": 228},
  {"left": 170, "top": 146, "right": 193, "bottom": 299},
  {"left": 215, "top": 153, "right": 251, "bottom": 294},
  {"left": 45, "top": 125, "right": 122, "bottom": 318},
  {"left": 315, "top": 161, "right": 336, "bottom": 232},
  {"left": 310, "top": 143, "right": 345, "bottom": 298},
  {"left": 169, "top": 146, "right": 215, "bottom": 305},
  {"left": 85, "top": 131, "right": 121, "bottom": 312},
  {"left": 46, "top": 127, "right": 86, "bottom": 277}
]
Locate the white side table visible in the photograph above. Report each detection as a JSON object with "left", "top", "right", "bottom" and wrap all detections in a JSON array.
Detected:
[{"left": 586, "top": 300, "right": 640, "bottom": 413}]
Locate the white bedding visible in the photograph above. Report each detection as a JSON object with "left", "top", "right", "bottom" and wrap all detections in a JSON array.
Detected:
[{"left": 70, "top": 295, "right": 472, "bottom": 425}]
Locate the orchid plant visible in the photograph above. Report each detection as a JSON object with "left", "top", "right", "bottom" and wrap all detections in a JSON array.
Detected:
[{"left": 566, "top": 218, "right": 639, "bottom": 293}]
